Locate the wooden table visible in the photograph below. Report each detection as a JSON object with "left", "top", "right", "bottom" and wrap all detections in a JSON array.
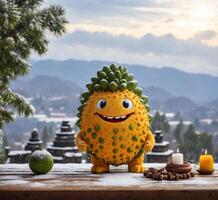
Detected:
[{"left": 0, "top": 163, "right": 218, "bottom": 200}]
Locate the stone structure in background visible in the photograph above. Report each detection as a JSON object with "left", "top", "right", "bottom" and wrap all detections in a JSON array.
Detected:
[
  {"left": 146, "top": 130, "right": 173, "bottom": 163},
  {"left": 7, "top": 150, "right": 31, "bottom": 163},
  {"left": 47, "top": 121, "right": 82, "bottom": 163},
  {"left": 6, "top": 129, "right": 43, "bottom": 163},
  {"left": 24, "top": 129, "right": 42, "bottom": 152}
]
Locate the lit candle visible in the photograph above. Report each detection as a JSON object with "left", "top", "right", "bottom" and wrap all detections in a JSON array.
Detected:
[
  {"left": 199, "top": 149, "right": 214, "bottom": 173},
  {"left": 172, "top": 148, "right": 184, "bottom": 165}
]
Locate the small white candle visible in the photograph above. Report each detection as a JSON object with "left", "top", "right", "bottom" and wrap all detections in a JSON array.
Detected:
[{"left": 172, "top": 148, "right": 184, "bottom": 165}]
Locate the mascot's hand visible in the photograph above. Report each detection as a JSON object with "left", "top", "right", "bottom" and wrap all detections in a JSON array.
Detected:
[
  {"left": 143, "top": 140, "right": 154, "bottom": 153},
  {"left": 76, "top": 133, "right": 87, "bottom": 152},
  {"left": 143, "top": 130, "right": 155, "bottom": 153}
]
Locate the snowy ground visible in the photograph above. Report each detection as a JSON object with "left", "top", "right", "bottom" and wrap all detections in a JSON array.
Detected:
[{"left": 0, "top": 163, "right": 218, "bottom": 189}]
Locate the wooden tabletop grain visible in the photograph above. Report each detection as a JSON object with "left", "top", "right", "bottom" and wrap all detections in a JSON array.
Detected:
[{"left": 0, "top": 163, "right": 218, "bottom": 200}]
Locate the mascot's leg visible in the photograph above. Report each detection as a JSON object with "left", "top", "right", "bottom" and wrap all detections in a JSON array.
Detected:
[
  {"left": 128, "top": 152, "right": 145, "bottom": 173},
  {"left": 91, "top": 156, "right": 109, "bottom": 174}
]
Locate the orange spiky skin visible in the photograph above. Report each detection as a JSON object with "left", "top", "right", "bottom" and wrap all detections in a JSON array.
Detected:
[{"left": 76, "top": 89, "right": 154, "bottom": 173}]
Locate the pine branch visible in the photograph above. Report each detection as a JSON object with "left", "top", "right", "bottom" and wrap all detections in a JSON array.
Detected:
[
  {"left": 37, "top": 5, "right": 67, "bottom": 35},
  {"left": 0, "top": 109, "right": 14, "bottom": 128},
  {"left": 0, "top": 0, "right": 67, "bottom": 127}
]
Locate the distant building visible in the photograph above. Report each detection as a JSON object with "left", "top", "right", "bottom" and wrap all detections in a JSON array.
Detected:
[
  {"left": 6, "top": 129, "right": 42, "bottom": 163},
  {"left": 168, "top": 120, "right": 192, "bottom": 128},
  {"left": 5, "top": 121, "right": 83, "bottom": 164},
  {"left": 47, "top": 121, "right": 82, "bottom": 163},
  {"left": 165, "top": 112, "right": 175, "bottom": 120},
  {"left": 146, "top": 130, "right": 173, "bottom": 163},
  {"left": 200, "top": 118, "right": 213, "bottom": 125},
  {"left": 24, "top": 129, "right": 42, "bottom": 152}
]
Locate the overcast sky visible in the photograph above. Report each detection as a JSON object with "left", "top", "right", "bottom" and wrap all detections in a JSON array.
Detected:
[{"left": 34, "top": 0, "right": 218, "bottom": 75}]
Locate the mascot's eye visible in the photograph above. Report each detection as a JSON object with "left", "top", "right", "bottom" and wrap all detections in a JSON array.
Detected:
[
  {"left": 97, "top": 99, "right": 107, "bottom": 109},
  {"left": 122, "top": 99, "right": 133, "bottom": 109}
]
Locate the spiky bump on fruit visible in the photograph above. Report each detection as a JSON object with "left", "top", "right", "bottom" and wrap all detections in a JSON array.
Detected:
[{"left": 76, "top": 64, "right": 155, "bottom": 172}]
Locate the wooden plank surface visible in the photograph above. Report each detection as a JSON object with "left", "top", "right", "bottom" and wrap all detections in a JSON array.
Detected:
[{"left": 0, "top": 163, "right": 218, "bottom": 200}]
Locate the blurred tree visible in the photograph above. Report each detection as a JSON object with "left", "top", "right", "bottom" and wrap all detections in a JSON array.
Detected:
[
  {"left": 174, "top": 120, "right": 183, "bottom": 144},
  {"left": 0, "top": 0, "right": 67, "bottom": 128},
  {"left": 161, "top": 114, "right": 170, "bottom": 133},
  {"left": 180, "top": 124, "right": 200, "bottom": 162},
  {"left": 151, "top": 111, "right": 161, "bottom": 131},
  {"left": 199, "top": 132, "right": 213, "bottom": 154},
  {"left": 42, "top": 126, "right": 53, "bottom": 147},
  {"left": 3, "top": 132, "right": 8, "bottom": 147},
  {"left": 173, "top": 112, "right": 181, "bottom": 121},
  {"left": 0, "top": 130, "right": 8, "bottom": 163},
  {"left": 180, "top": 124, "right": 213, "bottom": 162},
  {"left": 194, "top": 118, "right": 200, "bottom": 129},
  {"left": 151, "top": 112, "right": 170, "bottom": 134},
  {"left": 211, "top": 120, "right": 218, "bottom": 128},
  {"left": 42, "top": 126, "right": 49, "bottom": 146},
  {"left": 0, "top": 130, "right": 4, "bottom": 163},
  {"left": 48, "top": 126, "right": 53, "bottom": 139}
]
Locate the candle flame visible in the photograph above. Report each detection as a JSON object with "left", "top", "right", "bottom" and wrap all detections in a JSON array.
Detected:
[
  {"left": 177, "top": 148, "right": 179, "bottom": 153},
  {"left": 205, "top": 149, "right": 207, "bottom": 155}
]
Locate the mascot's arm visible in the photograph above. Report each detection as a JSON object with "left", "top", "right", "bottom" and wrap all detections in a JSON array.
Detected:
[
  {"left": 76, "top": 131, "right": 87, "bottom": 152},
  {"left": 143, "top": 129, "right": 155, "bottom": 153}
]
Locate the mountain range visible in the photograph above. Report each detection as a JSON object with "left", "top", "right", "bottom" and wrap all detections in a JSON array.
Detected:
[
  {"left": 28, "top": 59, "right": 218, "bottom": 102},
  {"left": 11, "top": 74, "right": 218, "bottom": 119},
  {"left": 12, "top": 75, "right": 81, "bottom": 98}
]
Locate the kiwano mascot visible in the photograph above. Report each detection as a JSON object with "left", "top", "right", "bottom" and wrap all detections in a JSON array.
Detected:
[{"left": 76, "top": 64, "right": 154, "bottom": 173}]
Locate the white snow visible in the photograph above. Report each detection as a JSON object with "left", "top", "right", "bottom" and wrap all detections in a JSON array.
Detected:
[
  {"left": 8, "top": 151, "right": 31, "bottom": 156},
  {"left": 0, "top": 164, "right": 218, "bottom": 189},
  {"left": 165, "top": 113, "right": 175, "bottom": 119},
  {"left": 169, "top": 121, "right": 192, "bottom": 126},
  {"left": 201, "top": 119, "right": 213, "bottom": 125},
  {"left": 64, "top": 152, "right": 82, "bottom": 157},
  {"left": 53, "top": 156, "right": 63, "bottom": 161},
  {"left": 0, "top": 179, "right": 29, "bottom": 186},
  {"left": 32, "top": 114, "right": 47, "bottom": 119},
  {"left": 50, "top": 112, "right": 67, "bottom": 117},
  {"left": 56, "top": 131, "right": 75, "bottom": 135},
  {"left": 28, "top": 182, "right": 46, "bottom": 187},
  {"left": 27, "top": 141, "right": 42, "bottom": 144},
  {"left": 147, "top": 150, "right": 174, "bottom": 156},
  {"left": 0, "top": 175, "right": 21, "bottom": 180},
  {"left": 30, "top": 150, "right": 52, "bottom": 160},
  {"left": 47, "top": 146, "right": 75, "bottom": 150},
  {"left": 0, "top": 163, "right": 94, "bottom": 172},
  {"left": 39, "top": 117, "right": 76, "bottom": 123},
  {"left": 154, "top": 141, "right": 169, "bottom": 146},
  {"left": 97, "top": 173, "right": 143, "bottom": 186}
]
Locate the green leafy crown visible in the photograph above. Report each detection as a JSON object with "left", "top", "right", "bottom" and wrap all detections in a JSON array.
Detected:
[{"left": 76, "top": 64, "right": 151, "bottom": 128}]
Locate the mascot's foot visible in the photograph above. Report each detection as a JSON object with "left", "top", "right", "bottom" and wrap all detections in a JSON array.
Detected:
[
  {"left": 128, "top": 164, "right": 145, "bottom": 173},
  {"left": 91, "top": 164, "right": 109, "bottom": 174}
]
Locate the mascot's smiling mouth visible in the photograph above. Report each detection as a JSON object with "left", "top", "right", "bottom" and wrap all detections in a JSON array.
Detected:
[{"left": 94, "top": 112, "right": 134, "bottom": 123}]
